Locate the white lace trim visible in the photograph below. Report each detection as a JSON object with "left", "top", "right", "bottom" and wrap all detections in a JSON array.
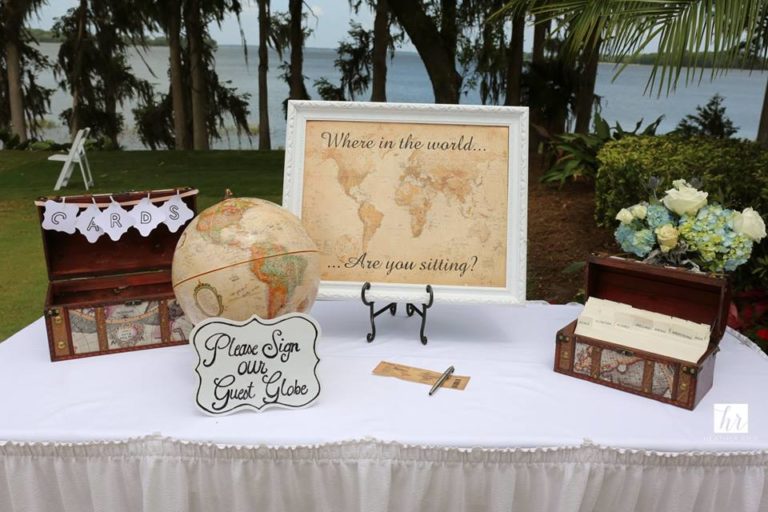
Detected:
[
  {"left": 1, "top": 436, "right": 767, "bottom": 468},
  {"left": 726, "top": 327, "right": 768, "bottom": 361}
]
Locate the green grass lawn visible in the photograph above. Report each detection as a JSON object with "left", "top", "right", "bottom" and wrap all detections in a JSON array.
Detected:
[{"left": 0, "top": 149, "right": 285, "bottom": 340}]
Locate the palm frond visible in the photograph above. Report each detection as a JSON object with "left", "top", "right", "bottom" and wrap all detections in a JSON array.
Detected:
[{"left": 497, "top": 0, "right": 768, "bottom": 95}]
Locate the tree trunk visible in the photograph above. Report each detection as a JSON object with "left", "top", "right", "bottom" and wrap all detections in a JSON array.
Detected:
[
  {"left": 187, "top": 0, "right": 209, "bottom": 150},
  {"left": 288, "top": 0, "right": 309, "bottom": 100},
  {"left": 440, "top": 0, "right": 457, "bottom": 69},
  {"left": 532, "top": 15, "right": 549, "bottom": 67},
  {"left": 3, "top": 0, "right": 29, "bottom": 144},
  {"left": 758, "top": 78, "right": 768, "bottom": 149},
  {"left": 530, "top": 15, "right": 550, "bottom": 163},
  {"left": 4, "top": 38, "right": 27, "bottom": 143},
  {"left": 104, "top": 91, "right": 119, "bottom": 148},
  {"left": 370, "top": 0, "right": 389, "bottom": 102},
  {"left": 387, "top": 0, "right": 460, "bottom": 104},
  {"left": 91, "top": 0, "right": 119, "bottom": 148},
  {"left": 504, "top": 12, "right": 524, "bottom": 106},
  {"left": 168, "top": 0, "right": 189, "bottom": 150},
  {"left": 257, "top": 0, "right": 272, "bottom": 150},
  {"left": 574, "top": 33, "right": 601, "bottom": 134},
  {"left": 70, "top": 0, "right": 88, "bottom": 139}
]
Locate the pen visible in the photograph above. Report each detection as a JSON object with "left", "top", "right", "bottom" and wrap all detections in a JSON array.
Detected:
[{"left": 429, "top": 365, "right": 455, "bottom": 396}]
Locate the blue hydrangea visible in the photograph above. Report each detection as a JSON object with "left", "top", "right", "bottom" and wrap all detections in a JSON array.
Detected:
[
  {"left": 646, "top": 203, "right": 673, "bottom": 229},
  {"left": 615, "top": 224, "right": 656, "bottom": 257},
  {"left": 679, "top": 205, "right": 754, "bottom": 272}
]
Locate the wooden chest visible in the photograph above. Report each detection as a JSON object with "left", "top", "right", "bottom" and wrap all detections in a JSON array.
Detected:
[
  {"left": 554, "top": 256, "right": 731, "bottom": 410},
  {"left": 38, "top": 189, "right": 197, "bottom": 361}
]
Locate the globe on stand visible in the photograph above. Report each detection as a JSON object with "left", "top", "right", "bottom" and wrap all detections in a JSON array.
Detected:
[{"left": 172, "top": 197, "right": 320, "bottom": 324}]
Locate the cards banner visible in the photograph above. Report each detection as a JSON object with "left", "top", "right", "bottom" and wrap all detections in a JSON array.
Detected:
[{"left": 41, "top": 193, "right": 194, "bottom": 243}]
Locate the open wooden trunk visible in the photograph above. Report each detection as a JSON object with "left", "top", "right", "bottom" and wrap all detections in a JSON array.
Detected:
[
  {"left": 554, "top": 255, "right": 731, "bottom": 410},
  {"left": 38, "top": 189, "right": 197, "bottom": 361}
]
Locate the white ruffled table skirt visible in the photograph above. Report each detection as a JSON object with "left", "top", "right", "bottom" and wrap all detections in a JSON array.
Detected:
[
  {"left": 1, "top": 302, "right": 768, "bottom": 511},
  {"left": 2, "top": 437, "right": 767, "bottom": 512}
]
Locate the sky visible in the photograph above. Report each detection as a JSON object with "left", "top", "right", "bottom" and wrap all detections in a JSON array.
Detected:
[{"left": 27, "top": 0, "right": 538, "bottom": 52}]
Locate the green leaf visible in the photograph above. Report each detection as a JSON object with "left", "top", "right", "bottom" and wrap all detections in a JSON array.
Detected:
[
  {"left": 562, "top": 261, "right": 587, "bottom": 275},
  {"left": 595, "top": 114, "right": 611, "bottom": 140}
]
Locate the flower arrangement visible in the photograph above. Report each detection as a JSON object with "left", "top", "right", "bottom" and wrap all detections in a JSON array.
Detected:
[{"left": 614, "top": 179, "right": 766, "bottom": 273}]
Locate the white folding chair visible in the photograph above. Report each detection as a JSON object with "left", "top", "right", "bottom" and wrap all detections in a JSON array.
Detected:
[{"left": 50, "top": 127, "right": 94, "bottom": 191}]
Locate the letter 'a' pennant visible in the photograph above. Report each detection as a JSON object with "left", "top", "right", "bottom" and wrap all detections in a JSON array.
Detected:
[
  {"left": 75, "top": 203, "right": 105, "bottom": 243},
  {"left": 95, "top": 199, "right": 135, "bottom": 241}
]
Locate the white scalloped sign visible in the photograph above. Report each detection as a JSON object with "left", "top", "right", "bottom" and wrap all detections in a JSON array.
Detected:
[{"left": 191, "top": 313, "right": 321, "bottom": 415}]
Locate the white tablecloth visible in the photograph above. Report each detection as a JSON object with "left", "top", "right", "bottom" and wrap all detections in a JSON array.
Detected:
[{"left": 1, "top": 302, "right": 767, "bottom": 511}]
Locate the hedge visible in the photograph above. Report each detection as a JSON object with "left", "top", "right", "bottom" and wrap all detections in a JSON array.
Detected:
[{"left": 595, "top": 135, "right": 768, "bottom": 227}]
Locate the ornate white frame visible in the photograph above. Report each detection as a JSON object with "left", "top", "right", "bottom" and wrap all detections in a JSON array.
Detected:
[{"left": 282, "top": 100, "right": 528, "bottom": 305}]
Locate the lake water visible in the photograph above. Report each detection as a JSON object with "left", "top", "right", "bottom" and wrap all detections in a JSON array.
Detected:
[{"left": 33, "top": 42, "right": 768, "bottom": 149}]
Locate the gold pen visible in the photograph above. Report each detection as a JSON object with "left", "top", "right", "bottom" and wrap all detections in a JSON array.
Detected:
[{"left": 429, "top": 365, "right": 455, "bottom": 396}]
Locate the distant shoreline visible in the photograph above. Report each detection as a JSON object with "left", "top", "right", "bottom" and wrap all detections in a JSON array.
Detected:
[
  {"left": 20, "top": 41, "right": 766, "bottom": 145},
  {"left": 30, "top": 32, "right": 766, "bottom": 70}
]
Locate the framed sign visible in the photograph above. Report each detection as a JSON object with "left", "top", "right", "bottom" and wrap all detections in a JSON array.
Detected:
[{"left": 283, "top": 101, "right": 528, "bottom": 305}]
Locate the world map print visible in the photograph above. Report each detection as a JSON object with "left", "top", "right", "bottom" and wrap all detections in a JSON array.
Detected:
[
  {"left": 573, "top": 342, "right": 675, "bottom": 399},
  {"left": 300, "top": 120, "right": 510, "bottom": 287},
  {"left": 598, "top": 349, "right": 645, "bottom": 391},
  {"left": 68, "top": 299, "right": 192, "bottom": 354}
]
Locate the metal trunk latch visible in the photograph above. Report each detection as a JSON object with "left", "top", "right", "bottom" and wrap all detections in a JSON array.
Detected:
[
  {"left": 45, "top": 308, "right": 63, "bottom": 324},
  {"left": 681, "top": 366, "right": 697, "bottom": 376}
]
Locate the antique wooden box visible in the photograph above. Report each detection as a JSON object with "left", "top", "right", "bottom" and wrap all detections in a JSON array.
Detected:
[
  {"left": 38, "top": 189, "right": 197, "bottom": 361},
  {"left": 554, "top": 256, "right": 731, "bottom": 410}
]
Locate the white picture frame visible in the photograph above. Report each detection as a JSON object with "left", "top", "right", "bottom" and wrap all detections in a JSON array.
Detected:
[{"left": 282, "top": 100, "right": 528, "bottom": 305}]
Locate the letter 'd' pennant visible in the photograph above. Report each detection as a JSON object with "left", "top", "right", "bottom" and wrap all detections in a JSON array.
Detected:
[{"left": 130, "top": 197, "right": 166, "bottom": 237}]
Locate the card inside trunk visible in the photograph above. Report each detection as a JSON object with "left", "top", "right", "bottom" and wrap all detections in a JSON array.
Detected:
[{"left": 585, "top": 256, "right": 729, "bottom": 346}]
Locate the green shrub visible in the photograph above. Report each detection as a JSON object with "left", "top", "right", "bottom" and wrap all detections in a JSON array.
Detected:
[
  {"left": 596, "top": 135, "right": 768, "bottom": 226},
  {"left": 595, "top": 134, "right": 768, "bottom": 287}
]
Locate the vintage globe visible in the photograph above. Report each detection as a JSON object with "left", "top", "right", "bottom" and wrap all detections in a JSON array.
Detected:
[{"left": 172, "top": 197, "right": 320, "bottom": 324}]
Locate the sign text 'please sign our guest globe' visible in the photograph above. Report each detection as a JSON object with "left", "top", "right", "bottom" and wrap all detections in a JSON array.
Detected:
[{"left": 192, "top": 313, "right": 321, "bottom": 414}]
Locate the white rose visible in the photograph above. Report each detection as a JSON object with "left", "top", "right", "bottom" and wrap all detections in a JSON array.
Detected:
[
  {"left": 672, "top": 179, "right": 688, "bottom": 189},
  {"left": 655, "top": 224, "right": 679, "bottom": 253},
  {"left": 733, "top": 207, "right": 767, "bottom": 242},
  {"left": 616, "top": 208, "right": 634, "bottom": 224},
  {"left": 630, "top": 204, "right": 647, "bottom": 220},
  {"left": 662, "top": 184, "right": 708, "bottom": 216}
]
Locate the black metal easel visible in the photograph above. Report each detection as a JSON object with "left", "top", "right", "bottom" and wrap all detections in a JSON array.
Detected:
[{"left": 361, "top": 282, "right": 434, "bottom": 344}]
